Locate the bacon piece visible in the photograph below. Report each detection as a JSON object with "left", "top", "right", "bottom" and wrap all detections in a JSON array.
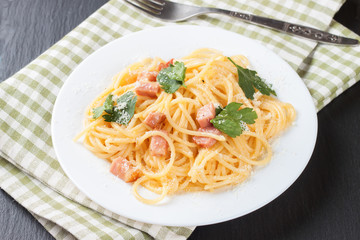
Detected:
[
  {"left": 110, "top": 157, "right": 142, "bottom": 182},
  {"left": 196, "top": 103, "right": 216, "bottom": 128},
  {"left": 158, "top": 58, "right": 174, "bottom": 71},
  {"left": 137, "top": 71, "right": 158, "bottom": 82},
  {"left": 150, "top": 131, "right": 169, "bottom": 157},
  {"left": 144, "top": 112, "right": 166, "bottom": 129},
  {"left": 135, "top": 81, "right": 160, "bottom": 98},
  {"left": 193, "top": 126, "right": 222, "bottom": 148}
]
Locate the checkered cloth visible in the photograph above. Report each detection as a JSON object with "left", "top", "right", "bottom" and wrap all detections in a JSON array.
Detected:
[{"left": 1, "top": 0, "right": 359, "bottom": 239}]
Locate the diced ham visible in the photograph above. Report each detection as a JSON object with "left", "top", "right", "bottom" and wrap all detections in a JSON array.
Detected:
[
  {"left": 144, "top": 112, "right": 166, "bottom": 129},
  {"left": 193, "top": 126, "right": 222, "bottom": 148},
  {"left": 135, "top": 81, "right": 160, "bottom": 98},
  {"left": 110, "top": 157, "right": 142, "bottom": 182},
  {"left": 137, "top": 71, "right": 158, "bottom": 82},
  {"left": 158, "top": 58, "right": 174, "bottom": 71},
  {"left": 150, "top": 131, "right": 169, "bottom": 157},
  {"left": 196, "top": 103, "right": 216, "bottom": 128}
]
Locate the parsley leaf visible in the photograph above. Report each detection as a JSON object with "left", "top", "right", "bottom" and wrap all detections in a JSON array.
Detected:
[
  {"left": 210, "top": 102, "right": 258, "bottom": 138},
  {"left": 215, "top": 105, "right": 223, "bottom": 116},
  {"left": 102, "top": 91, "right": 137, "bottom": 125},
  {"left": 156, "top": 61, "right": 186, "bottom": 93},
  {"left": 92, "top": 106, "right": 104, "bottom": 119},
  {"left": 228, "top": 57, "right": 276, "bottom": 100},
  {"left": 92, "top": 94, "right": 114, "bottom": 119},
  {"left": 103, "top": 94, "right": 114, "bottom": 113}
]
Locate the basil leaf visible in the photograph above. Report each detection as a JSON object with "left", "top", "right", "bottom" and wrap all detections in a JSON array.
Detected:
[
  {"left": 156, "top": 61, "right": 186, "bottom": 93},
  {"left": 228, "top": 57, "right": 276, "bottom": 100},
  {"left": 210, "top": 102, "right": 258, "bottom": 138}
]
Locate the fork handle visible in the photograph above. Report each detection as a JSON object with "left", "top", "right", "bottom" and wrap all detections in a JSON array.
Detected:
[{"left": 208, "top": 8, "right": 358, "bottom": 45}]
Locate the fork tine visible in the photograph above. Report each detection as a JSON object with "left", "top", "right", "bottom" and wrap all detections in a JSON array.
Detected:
[
  {"left": 129, "top": 0, "right": 162, "bottom": 13},
  {"left": 145, "top": 0, "right": 165, "bottom": 6},
  {"left": 125, "top": 0, "right": 161, "bottom": 15},
  {"left": 140, "top": 0, "right": 164, "bottom": 10}
]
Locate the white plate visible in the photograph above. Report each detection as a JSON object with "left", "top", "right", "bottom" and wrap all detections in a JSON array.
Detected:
[{"left": 52, "top": 25, "right": 317, "bottom": 226}]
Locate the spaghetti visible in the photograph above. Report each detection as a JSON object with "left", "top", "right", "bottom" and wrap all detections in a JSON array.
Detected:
[{"left": 74, "top": 48, "right": 296, "bottom": 204}]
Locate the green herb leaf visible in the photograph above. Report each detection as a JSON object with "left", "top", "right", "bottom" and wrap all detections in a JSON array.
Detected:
[
  {"left": 102, "top": 91, "right": 137, "bottom": 125},
  {"left": 156, "top": 61, "right": 186, "bottom": 93},
  {"left": 92, "top": 106, "right": 104, "bottom": 119},
  {"left": 92, "top": 94, "right": 114, "bottom": 119},
  {"left": 103, "top": 94, "right": 114, "bottom": 113},
  {"left": 210, "top": 102, "right": 258, "bottom": 138},
  {"left": 228, "top": 57, "right": 276, "bottom": 100},
  {"left": 215, "top": 105, "right": 223, "bottom": 116}
]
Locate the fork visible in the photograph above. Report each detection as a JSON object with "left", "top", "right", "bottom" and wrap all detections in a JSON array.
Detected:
[{"left": 125, "top": 0, "right": 358, "bottom": 45}]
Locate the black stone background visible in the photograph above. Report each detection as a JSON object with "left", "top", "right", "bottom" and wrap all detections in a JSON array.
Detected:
[{"left": 0, "top": 0, "right": 359, "bottom": 239}]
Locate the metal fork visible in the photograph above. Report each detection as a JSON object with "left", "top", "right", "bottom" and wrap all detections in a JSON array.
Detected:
[{"left": 125, "top": 0, "right": 358, "bottom": 45}]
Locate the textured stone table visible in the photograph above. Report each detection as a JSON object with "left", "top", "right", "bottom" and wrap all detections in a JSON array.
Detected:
[{"left": 1, "top": 0, "right": 359, "bottom": 239}]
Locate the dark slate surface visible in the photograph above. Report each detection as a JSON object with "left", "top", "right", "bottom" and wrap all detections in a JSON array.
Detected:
[{"left": 0, "top": 0, "right": 359, "bottom": 239}]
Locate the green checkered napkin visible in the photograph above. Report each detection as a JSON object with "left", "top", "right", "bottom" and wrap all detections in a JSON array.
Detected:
[{"left": 0, "top": 0, "right": 359, "bottom": 239}]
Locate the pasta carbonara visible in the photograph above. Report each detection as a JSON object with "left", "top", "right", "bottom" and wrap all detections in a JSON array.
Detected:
[{"left": 74, "top": 48, "right": 295, "bottom": 204}]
